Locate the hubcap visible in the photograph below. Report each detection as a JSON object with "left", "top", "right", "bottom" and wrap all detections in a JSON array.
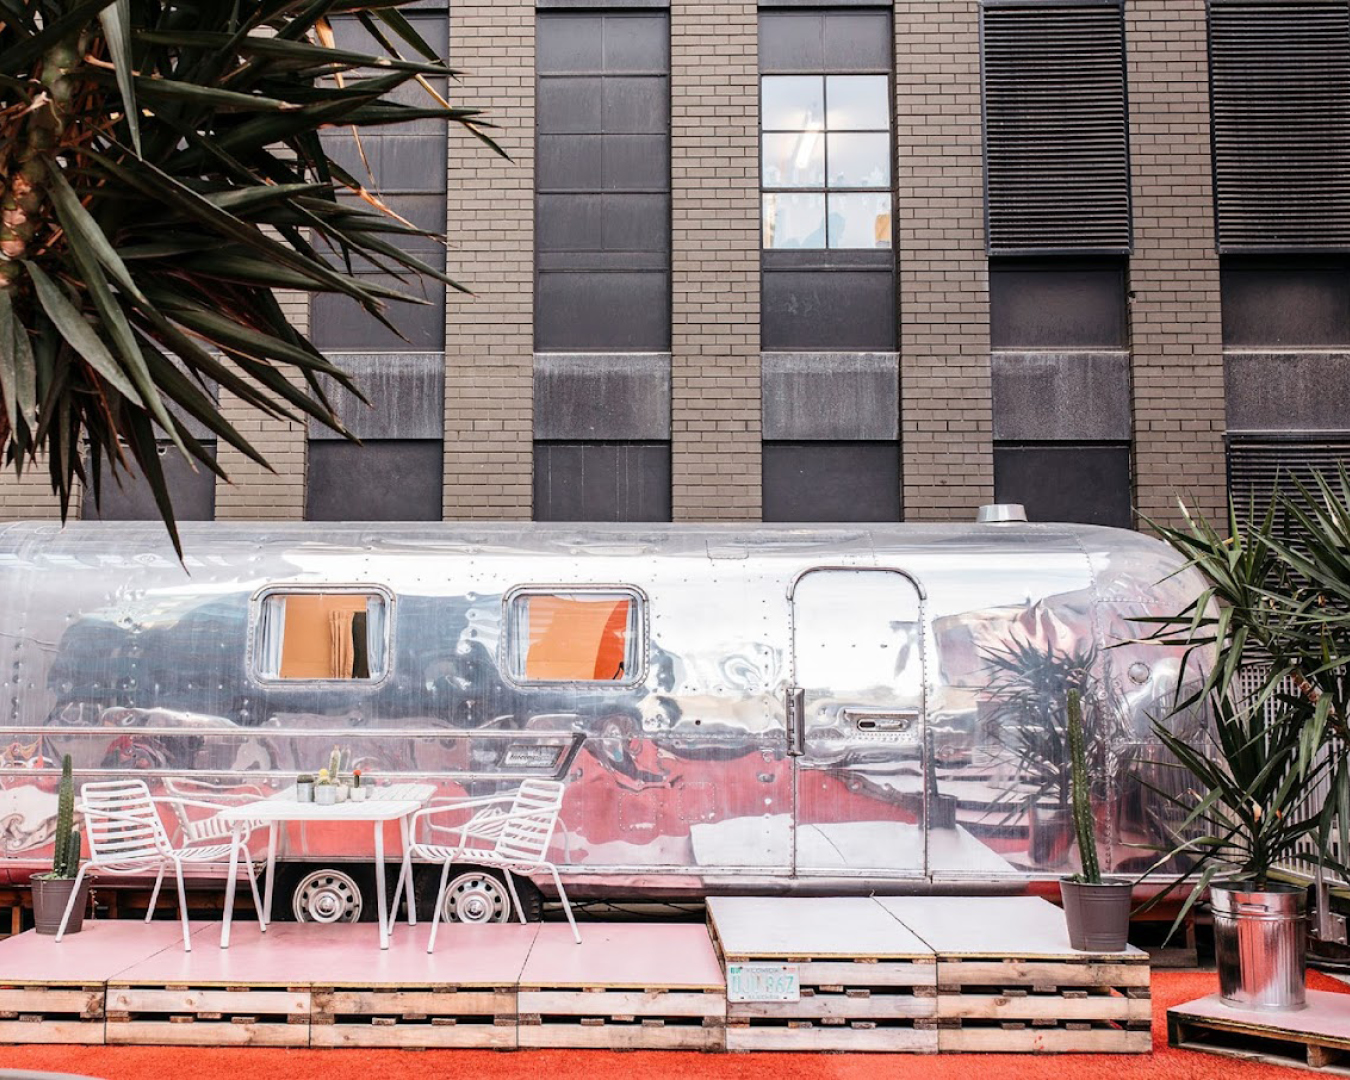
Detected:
[
  {"left": 293, "top": 869, "right": 363, "bottom": 923},
  {"left": 442, "top": 871, "right": 510, "bottom": 924}
]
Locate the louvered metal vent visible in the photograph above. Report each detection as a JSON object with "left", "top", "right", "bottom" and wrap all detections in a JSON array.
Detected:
[
  {"left": 1210, "top": 1, "right": 1350, "bottom": 250},
  {"left": 1228, "top": 436, "right": 1350, "bottom": 521},
  {"left": 981, "top": 3, "right": 1131, "bottom": 255}
]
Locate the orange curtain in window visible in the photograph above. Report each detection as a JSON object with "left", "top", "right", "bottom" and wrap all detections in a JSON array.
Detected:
[
  {"left": 524, "top": 597, "right": 630, "bottom": 681},
  {"left": 278, "top": 594, "right": 367, "bottom": 679}
]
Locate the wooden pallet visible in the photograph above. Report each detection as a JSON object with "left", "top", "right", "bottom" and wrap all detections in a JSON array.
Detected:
[
  {"left": 722, "top": 957, "right": 939, "bottom": 1052},
  {"left": 105, "top": 984, "right": 311, "bottom": 1047},
  {"left": 311, "top": 986, "right": 517, "bottom": 1048},
  {"left": 0, "top": 983, "right": 105, "bottom": 1045},
  {"left": 1169, "top": 991, "right": 1350, "bottom": 1075},
  {"left": 518, "top": 985, "right": 726, "bottom": 1050},
  {"left": 935, "top": 957, "right": 1151, "bottom": 1053}
]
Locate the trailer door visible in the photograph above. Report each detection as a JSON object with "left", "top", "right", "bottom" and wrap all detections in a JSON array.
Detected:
[{"left": 789, "top": 568, "right": 927, "bottom": 878}]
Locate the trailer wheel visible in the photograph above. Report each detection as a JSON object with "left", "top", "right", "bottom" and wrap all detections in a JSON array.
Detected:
[
  {"left": 414, "top": 866, "right": 542, "bottom": 924},
  {"left": 290, "top": 868, "right": 365, "bottom": 923}
]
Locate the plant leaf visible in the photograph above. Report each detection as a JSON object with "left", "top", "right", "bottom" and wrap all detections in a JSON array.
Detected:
[{"left": 97, "top": 0, "right": 141, "bottom": 156}]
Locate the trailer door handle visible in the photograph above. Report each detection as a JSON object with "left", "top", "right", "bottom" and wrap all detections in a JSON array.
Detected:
[{"left": 786, "top": 687, "right": 806, "bottom": 756}]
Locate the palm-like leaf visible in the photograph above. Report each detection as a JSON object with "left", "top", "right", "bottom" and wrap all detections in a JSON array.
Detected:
[
  {"left": 0, "top": 2, "right": 501, "bottom": 552},
  {"left": 1138, "top": 473, "right": 1350, "bottom": 909}
]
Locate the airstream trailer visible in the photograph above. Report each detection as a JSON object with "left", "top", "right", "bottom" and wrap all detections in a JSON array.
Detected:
[{"left": 0, "top": 517, "right": 1207, "bottom": 924}]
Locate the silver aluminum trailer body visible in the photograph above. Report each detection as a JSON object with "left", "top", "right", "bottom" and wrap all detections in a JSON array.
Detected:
[{"left": 0, "top": 520, "right": 1206, "bottom": 916}]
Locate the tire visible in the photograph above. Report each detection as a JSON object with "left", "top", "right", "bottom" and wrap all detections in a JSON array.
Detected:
[
  {"left": 413, "top": 864, "right": 543, "bottom": 925},
  {"left": 273, "top": 863, "right": 379, "bottom": 923}
]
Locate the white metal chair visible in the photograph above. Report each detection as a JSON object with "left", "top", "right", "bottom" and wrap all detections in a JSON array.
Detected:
[
  {"left": 55, "top": 779, "right": 266, "bottom": 951},
  {"left": 391, "top": 778, "right": 580, "bottom": 952},
  {"left": 161, "top": 776, "right": 265, "bottom": 852}
]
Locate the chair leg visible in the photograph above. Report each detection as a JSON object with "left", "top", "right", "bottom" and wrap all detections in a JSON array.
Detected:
[
  {"left": 146, "top": 864, "right": 166, "bottom": 923},
  {"left": 53, "top": 865, "right": 89, "bottom": 943},
  {"left": 426, "top": 859, "right": 452, "bottom": 955},
  {"left": 173, "top": 859, "right": 192, "bottom": 952},
  {"left": 390, "top": 861, "right": 408, "bottom": 927},
  {"left": 503, "top": 872, "right": 526, "bottom": 926},
  {"left": 549, "top": 865, "right": 581, "bottom": 944},
  {"left": 243, "top": 850, "right": 266, "bottom": 932}
]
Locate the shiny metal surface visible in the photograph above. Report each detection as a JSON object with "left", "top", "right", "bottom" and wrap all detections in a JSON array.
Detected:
[
  {"left": 0, "top": 520, "right": 1209, "bottom": 897},
  {"left": 1211, "top": 883, "right": 1308, "bottom": 1011}
]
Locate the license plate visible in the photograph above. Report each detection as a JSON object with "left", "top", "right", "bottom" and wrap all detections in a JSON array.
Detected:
[{"left": 726, "top": 962, "right": 800, "bottom": 1003}]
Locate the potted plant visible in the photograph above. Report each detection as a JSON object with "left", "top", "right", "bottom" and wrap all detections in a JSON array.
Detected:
[
  {"left": 314, "top": 768, "right": 338, "bottom": 806},
  {"left": 32, "top": 755, "right": 88, "bottom": 934},
  {"left": 1142, "top": 486, "right": 1350, "bottom": 1012},
  {"left": 1059, "top": 690, "right": 1132, "bottom": 951},
  {"left": 350, "top": 768, "right": 368, "bottom": 802}
]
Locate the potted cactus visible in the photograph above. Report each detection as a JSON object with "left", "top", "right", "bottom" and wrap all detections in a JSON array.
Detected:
[
  {"left": 350, "top": 768, "right": 368, "bottom": 802},
  {"left": 314, "top": 768, "right": 338, "bottom": 806},
  {"left": 1058, "top": 690, "right": 1132, "bottom": 951},
  {"left": 32, "top": 755, "right": 89, "bottom": 934}
]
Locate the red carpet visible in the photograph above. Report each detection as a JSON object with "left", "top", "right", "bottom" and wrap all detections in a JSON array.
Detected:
[{"left": 3, "top": 970, "right": 1347, "bottom": 1079}]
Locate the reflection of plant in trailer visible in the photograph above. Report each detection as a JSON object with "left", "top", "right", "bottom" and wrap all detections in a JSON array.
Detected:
[{"left": 980, "top": 634, "right": 1100, "bottom": 812}]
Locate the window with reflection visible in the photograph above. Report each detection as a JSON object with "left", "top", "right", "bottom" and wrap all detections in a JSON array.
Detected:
[
  {"left": 762, "top": 74, "right": 892, "bottom": 250},
  {"left": 506, "top": 590, "right": 642, "bottom": 683},
  {"left": 255, "top": 592, "right": 389, "bottom": 681}
]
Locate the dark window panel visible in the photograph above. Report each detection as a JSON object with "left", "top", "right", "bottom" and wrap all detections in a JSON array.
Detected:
[
  {"left": 602, "top": 134, "right": 670, "bottom": 191},
  {"left": 312, "top": 276, "right": 446, "bottom": 351},
  {"left": 762, "top": 442, "right": 900, "bottom": 522},
  {"left": 537, "top": 14, "right": 605, "bottom": 73},
  {"left": 993, "top": 443, "right": 1133, "bottom": 528},
  {"left": 311, "top": 353, "right": 446, "bottom": 441},
  {"left": 760, "top": 11, "right": 890, "bottom": 73},
  {"left": 762, "top": 269, "right": 896, "bottom": 351},
  {"left": 534, "top": 442, "right": 672, "bottom": 522},
  {"left": 990, "top": 261, "right": 1127, "bottom": 349},
  {"left": 536, "top": 271, "right": 670, "bottom": 351},
  {"left": 1221, "top": 260, "right": 1350, "bottom": 347},
  {"left": 538, "top": 77, "right": 603, "bottom": 134},
  {"left": 538, "top": 12, "right": 668, "bottom": 74},
  {"left": 1226, "top": 353, "right": 1350, "bottom": 433},
  {"left": 306, "top": 440, "right": 443, "bottom": 521},
  {"left": 602, "top": 77, "right": 669, "bottom": 135},
  {"left": 538, "top": 134, "right": 604, "bottom": 192},
  {"left": 319, "top": 133, "right": 448, "bottom": 195},
  {"left": 537, "top": 193, "right": 670, "bottom": 256},
  {"left": 84, "top": 442, "right": 216, "bottom": 522}
]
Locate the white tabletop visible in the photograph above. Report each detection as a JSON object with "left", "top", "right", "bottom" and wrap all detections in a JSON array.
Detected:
[{"left": 218, "top": 783, "right": 435, "bottom": 824}]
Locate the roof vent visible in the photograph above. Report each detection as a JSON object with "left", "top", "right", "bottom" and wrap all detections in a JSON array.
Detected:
[{"left": 976, "top": 504, "right": 1028, "bottom": 524}]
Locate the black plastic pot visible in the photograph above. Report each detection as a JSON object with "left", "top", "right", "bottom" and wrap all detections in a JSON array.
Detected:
[
  {"left": 32, "top": 875, "right": 91, "bottom": 935},
  {"left": 1060, "top": 878, "right": 1131, "bottom": 952}
]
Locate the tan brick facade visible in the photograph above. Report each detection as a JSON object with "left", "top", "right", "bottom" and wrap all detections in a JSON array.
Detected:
[
  {"left": 1125, "top": 0, "right": 1227, "bottom": 527},
  {"left": 669, "top": 0, "right": 761, "bottom": 521},
  {"left": 894, "top": 1, "right": 994, "bottom": 521},
  {"left": 442, "top": 0, "right": 535, "bottom": 521},
  {"left": 214, "top": 289, "right": 309, "bottom": 521},
  {"left": 0, "top": 465, "right": 75, "bottom": 522}
]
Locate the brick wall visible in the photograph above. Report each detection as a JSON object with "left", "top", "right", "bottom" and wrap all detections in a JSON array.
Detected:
[
  {"left": 0, "top": 465, "right": 75, "bottom": 522},
  {"left": 670, "top": 1, "right": 761, "bottom": 521},
  {"left": 895, "top": 1, "right": 994, "bottom": 521},
  {"left": 443, "top": 0, "right": 535, "bottom": 521},
  {"left": 1126, "top": 0, "right": 1227, "bottom": 527},
  {"left": 214, "top": 288, "right": 309, "bottom": 520}
]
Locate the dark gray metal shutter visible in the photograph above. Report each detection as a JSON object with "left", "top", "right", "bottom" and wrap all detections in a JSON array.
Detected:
[
  {"left": 1210, "top": 0, "right": 1350, "bottom": 251},
  {"left": 1228, "top": 436, "right": 1350, "bottom": 519},
  {"left": 981, "top": 3, "right": 1131, "bottom": 255}
]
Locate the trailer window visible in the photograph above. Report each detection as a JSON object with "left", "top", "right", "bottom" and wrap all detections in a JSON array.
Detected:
[
  {"left": 507, "top": 590, "right": 641, "bottom": 683},
  {"left": 255, "top": 592, "right": 389, "bottom": 681}
]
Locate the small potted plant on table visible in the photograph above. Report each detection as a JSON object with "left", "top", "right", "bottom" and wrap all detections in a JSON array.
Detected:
[
  {"left": 32, "top": 755, "right": 88, "bottom": 934},
  {"left": 314, "top": 768, "right": 338, "bottom": 806},
  {"left": 1059, "top": 690, "right": 1132, "bottom": 951}
]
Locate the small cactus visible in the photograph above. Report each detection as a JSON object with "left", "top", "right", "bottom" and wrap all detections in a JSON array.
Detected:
[
  {"left": 1067, "top": 690, "right": 1102, "bottom": 884},
  {"left": 64, "top": 824, "right": 82, "bottom": 881},
  {"left": 328, "top": 745, "right": 342, "bottom": 780},
  {"left": 52, "top": 754, "right": 75, "bottom": 878}
]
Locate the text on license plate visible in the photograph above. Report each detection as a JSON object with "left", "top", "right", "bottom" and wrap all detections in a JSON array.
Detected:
[{"left": 726, "top": 962, "right": 800, "bottom": 1003}]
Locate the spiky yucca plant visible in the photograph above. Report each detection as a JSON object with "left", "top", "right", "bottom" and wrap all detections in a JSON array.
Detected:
[{"left": 0, "top": 2, "right": 497, "bottom": 550}]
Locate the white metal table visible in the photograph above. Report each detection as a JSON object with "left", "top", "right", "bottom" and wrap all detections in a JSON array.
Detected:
[{"left": 217, "top": 783, "right": 434, "bottom": 950}]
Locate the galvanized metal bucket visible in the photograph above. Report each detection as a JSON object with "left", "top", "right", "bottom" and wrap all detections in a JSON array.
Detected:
[{"left": 1211, "top": 881, "right": 1307, "bottom": 1011}]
